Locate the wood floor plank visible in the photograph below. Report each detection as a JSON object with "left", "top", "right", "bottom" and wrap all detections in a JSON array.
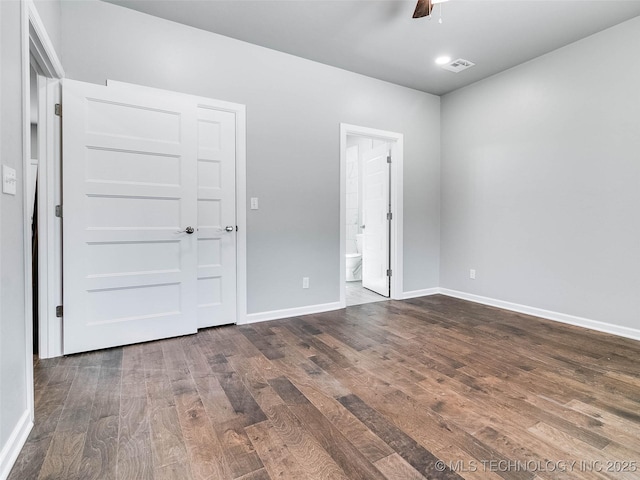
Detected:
[
  {"left": 78, "top": 415, "right": 119, "bottom": 480},
  {"left": 37, "top": 431, "right": 86, "bottom": 480},
  {"left": 295, "top": 382, "right": 394, "bottom": 463},
  {"left": 226, "top": 354, "right": 286, "bottom": 413},
  {"left": 149, "top": 406, "right": 190, "bottom": 470},
  {"left": 235, "top": 467, "right": 271, "bottom": 480},
  {"left": 374, "top": 453, "right": 428, "bottom": 480},
  {"left": 171, "top": 376, "right": 232, "bottom": 479},
  {"left": 215, "top": 417, "right": 265, "bottom": 478},
  {"left": 245, "top": 420, "right": 310, "bottom": 480},
  {"left": 7, "top": 435, "right": 54, "bottom": 480},
  {"left": 14, "top": 295, "right": 640, "bottom": 480},
  {"left": 338, "top": 393, "right": 464, "bottom": 480},
  {"left": 263, "top": 404, "right": 350, "bottom": 480},
  {"left": 527, "top": 422, "right": 638, "bottom": 480},
  {"left": 269, "top": 376, "right": 387, "bottom": 480},
  {"left": 77, "top": 363, "right": 122, "bottom": 480},
  {"left": 214, "top": 371, "right": 268, "bottom": 426},
  {"left": 154, "top": 461, "right": 194, "bottom": 480},
  {"left": 116, "top": 382, "right": 153, "bottom": 480},
  {"left": 55, "top": 365, "right": 101, "bottom": 434},
  {"left": 121, "top": 344, "right": 146, "bottom": 385}
]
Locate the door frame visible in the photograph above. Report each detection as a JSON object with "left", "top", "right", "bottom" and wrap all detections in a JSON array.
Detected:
[
  {"left": 339, "top": 123, "right": 404, "bottom": 306},
  {"left": 21, "top": 0, "right": 65, "bottom": 419}
]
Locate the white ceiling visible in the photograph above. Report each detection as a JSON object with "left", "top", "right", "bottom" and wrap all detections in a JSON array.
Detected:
[{"left": 104, "top": 0, "right": 640, "bottom": 95}]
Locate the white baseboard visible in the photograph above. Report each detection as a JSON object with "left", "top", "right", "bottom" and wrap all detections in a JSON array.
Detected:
[
  {"left": 241, "top": 301, "right": 344, "bottom": 325},
  {"left": 439, "top": 288, "right": 640, "bottom": 342},
  {"left": 401, "top": 288, "right": 440, "bottom": 299},
  {"left": 0, "top": 410, "right": 32, "bottom": 480}
]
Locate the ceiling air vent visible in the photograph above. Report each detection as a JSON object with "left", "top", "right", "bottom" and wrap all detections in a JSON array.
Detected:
[{"left": 442, "top": 58, "right": 475, "bottom": 73}]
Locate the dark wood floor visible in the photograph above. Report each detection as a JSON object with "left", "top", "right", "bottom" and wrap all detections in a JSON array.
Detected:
[{"left": 9, "top": 295, "right": 640, "bottom": 480}]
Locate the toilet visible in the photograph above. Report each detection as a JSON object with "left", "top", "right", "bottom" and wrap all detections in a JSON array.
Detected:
[{"left": 346, "top": 234, "right": 364, "bottom": 281}]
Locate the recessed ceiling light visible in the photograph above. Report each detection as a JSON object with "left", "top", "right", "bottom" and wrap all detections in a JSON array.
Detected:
[{"left": 435, "top": 56, "right": 451, "bottom": 65}]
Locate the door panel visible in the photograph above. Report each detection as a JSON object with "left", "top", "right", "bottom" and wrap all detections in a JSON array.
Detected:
[
  {"left": 362, "top": 144, "right": 390, "bottom": 297},
  {"left": 196, "top": 107, "right": 237, "bottom": 327},
  {"left": 62, "top": 79, "right": 198, "bottom": 354}
]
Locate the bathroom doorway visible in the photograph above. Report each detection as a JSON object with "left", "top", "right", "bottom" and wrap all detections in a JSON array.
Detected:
[{"left": 339, "top": 124, "right": 404, "bottom": 307}]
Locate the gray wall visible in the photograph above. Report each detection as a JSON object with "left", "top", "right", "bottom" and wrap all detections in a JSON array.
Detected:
[
  {"left": 0, "top": 0, "right": 28, "bottom": 455},
  {"left": 440, "top": 16, "right": 640, "bottom": 330},
  {"left": 60, "top": 0, "right": 441, "bottom": 313},
  {"left": 33, "top": 0, "right": 62, "bottom": 57}
]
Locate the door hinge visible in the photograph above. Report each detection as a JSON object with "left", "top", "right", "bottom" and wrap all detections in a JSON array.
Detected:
[
  {"left": 55, "top": 205, "right": 62, "bottom": 218},
  {"left": 56, "top": 305, "right": 63, "bottom": 317},
  {"left": 387, "top": 212, "right": 392, "bottom": 220},
  {"left": 387, "top": 155, "right": 392, "bottom": 164},
  {"left": 55, "top": 103, "right": 62, "bottom": 117},
  {"left": 386, "top": 269, "right": 392, "bottom": 277}
]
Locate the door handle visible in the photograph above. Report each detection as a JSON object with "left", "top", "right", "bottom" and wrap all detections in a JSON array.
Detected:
[
  {"left": 224, "top": 226, "right": 234, "bottom": 232},
  {"left": 176, "top": 226, "right": 195, "bottom": 234}
]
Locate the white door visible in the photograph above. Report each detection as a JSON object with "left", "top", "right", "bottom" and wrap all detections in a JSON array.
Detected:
[
  {"left": 62, "top": 79, "right": 198, "bottom": 354},
  {"left": 362, "top": 144, "right": 390, "bottom": 297},
  {"left": 105, "top": 81, "right": 239, "bottom": 330},
  {"left": 196, "top": 106, "right": 237, "bottom": 327}
]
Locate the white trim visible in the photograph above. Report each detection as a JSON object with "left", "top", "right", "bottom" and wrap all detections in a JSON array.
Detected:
[
  {"left": 21, "top": 0, "right": 35, "bottom": 429},
  {"left": 339, "top": 123, "right": 404, "bottom": 309},
  {"left": 106, "top": 79, "right": 249, "bottom": 325},
  {"left": 234, "top": 105, "right": 248, "bottom": 325},
  {"left": 439, "top": 288, "right": 640, "bottom": 342},
  {"left": 241, "top": 301, "right": 344, "bottom": 325},
  {"left": 401, "top": 288, "right": 440, "bottom": 299},
  {"left": 26, "top": 0, "right": 64, "bottom": 361},
  {"left": 0, "top": 410, "right": 33, "bottom": 480},
  {"left": 37, "top": 78, "right": 62, "bottom": 358},
  {"left": 26, "top": 0, "right": 64, "bottom": 79}
]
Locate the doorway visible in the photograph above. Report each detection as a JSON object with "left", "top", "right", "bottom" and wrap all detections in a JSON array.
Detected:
[
  {"left": 29, "top": 65, "right": 39, "bottom": 355},
  {"left": 339, "top": 124, "right": 404, "bottom": 307}
]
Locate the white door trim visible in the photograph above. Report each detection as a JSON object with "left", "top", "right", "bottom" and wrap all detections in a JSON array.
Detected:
[
  {"left": 18, "top": 0, "right": 64, "bottom": 452},
  {"left": 25, "top": 1, "right": 64, "bottom": 360},
  {"left": 25, "top": 0, "right": 64, "bottom": 79},
  {"left": 339, "top": 123, "right": 404, "bottom": 307},
  {"left": 36, "top": 78, "right": 62, "bottom": 359}
]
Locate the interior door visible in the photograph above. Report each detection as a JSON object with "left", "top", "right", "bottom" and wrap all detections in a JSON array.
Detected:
[
  {"left": 362, "top": 143, "right": 390, "bottom": 297},
  {"left": 196, "top": 106, "right": 237, "bottom": 327},
  {"left": 106, "top": 80, "right": 240, "bottom": 330},
  {"left": 62, "top": 78, "right": 198, "bottom": 354}
]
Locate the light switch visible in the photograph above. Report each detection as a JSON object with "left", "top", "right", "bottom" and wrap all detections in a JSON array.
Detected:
[
  {"left": 2, "top": 165, "right": 17, "bottom": 195},
  {"left": 250, "top": 197, "right": 259, "bottom": 210}
]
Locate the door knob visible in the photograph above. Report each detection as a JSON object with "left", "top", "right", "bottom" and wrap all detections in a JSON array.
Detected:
[
  {"left": 225, "top": 226, "right": 234, "bottom": 232},
  {"left": 183, "top": 226, "right": 195, "bottom": 234}
]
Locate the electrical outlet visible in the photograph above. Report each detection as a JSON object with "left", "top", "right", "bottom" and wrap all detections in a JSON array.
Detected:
[
  {"left": 250, "top": 197, "right": 259, "bottom": 210},
  {"left": 469, "top": 269, "right": 476, "bottom": 280},
  {"left": 302, "top": 277, "right": 309, "bottom": 289}
]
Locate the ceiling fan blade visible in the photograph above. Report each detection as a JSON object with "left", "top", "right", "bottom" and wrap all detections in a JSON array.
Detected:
[{"left": 413, "top": 0, "right": 433, "bottom": 18}]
